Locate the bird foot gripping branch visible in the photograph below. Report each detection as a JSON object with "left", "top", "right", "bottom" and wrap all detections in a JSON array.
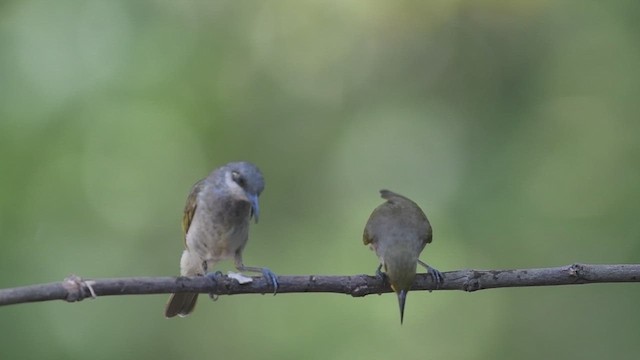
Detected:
[
  {"left": 234, "top": 264, "right": 279, "bottom": 295},
  {"left": 418, "top": 260, "right": 444, "bottom": 290}
]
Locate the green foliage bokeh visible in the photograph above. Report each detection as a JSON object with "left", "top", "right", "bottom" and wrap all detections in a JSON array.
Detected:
[{"left": 1, "top": 1, "right": 640, "bottom": 359}]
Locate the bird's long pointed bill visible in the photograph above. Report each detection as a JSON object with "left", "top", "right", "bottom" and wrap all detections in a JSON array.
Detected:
[
  {"left": 397, "top": 290, "right": 407, "bottom": 325},
  {"left": 249, "top": 193, "right": 260, "bottom": 223}
]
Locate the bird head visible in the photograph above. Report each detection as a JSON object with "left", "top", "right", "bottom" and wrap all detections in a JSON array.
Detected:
[{"left": 225, "top": 162, "right": 265, "bottom": 223}]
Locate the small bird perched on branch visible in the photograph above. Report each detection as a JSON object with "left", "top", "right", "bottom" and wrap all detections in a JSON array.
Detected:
[
  {"left": 363, "top": 190, "right": 443, "bottom": 324},
  {"left": 164, "top": 161, "right": 278, "bottom": 318}
]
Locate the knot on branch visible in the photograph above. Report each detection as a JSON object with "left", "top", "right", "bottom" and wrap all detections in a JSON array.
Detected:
[
  {"left": 348, "top": 275, "right": 380, "bottom": 297},
  {"left": 62, "top": 275, "right": 96, "bottom": 302},
  {"left": 462, "top": 270, "right": 482, "bottom": 292},
  {"left": 567, "top": 263, "right": 588, "bottom": 283}
]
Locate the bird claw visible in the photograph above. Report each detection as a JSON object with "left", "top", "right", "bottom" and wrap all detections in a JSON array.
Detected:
[
  {"left": 418, "top": 260, "right": 444, "bottom": 290},
  {"left": 206, "top": 271, "right": 224, "bottom": 300},
  {"left": 428, "top": 266, "right": 444, "bottom": 290},
  {"left": 375, "top": 265, "right": 388, "bottom": 283},
  {"left": 205, "top": 270, "right": 224, "bottom": 281},
  {"left": 261, "top": 268, "right": 279, "bottom": 295}
]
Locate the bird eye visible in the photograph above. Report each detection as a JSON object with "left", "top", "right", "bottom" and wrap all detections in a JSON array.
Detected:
[{"left": 231, "top": 171, "right": 246, "bottom": 187}]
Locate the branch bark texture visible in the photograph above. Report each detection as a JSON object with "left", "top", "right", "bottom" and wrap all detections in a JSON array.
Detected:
[{"left": 1, "top": 263, "right": 639, "bottom": 307}]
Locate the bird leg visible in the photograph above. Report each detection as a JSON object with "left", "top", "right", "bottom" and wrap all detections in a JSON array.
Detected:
[
  {"left": 234, "top": 253, "right": 278, "bottom": 295},
  {"left": 417, "top": 260, "right": 443, "bottom": 290},
  {"left": 203, "top": 261, "right": 224, "bottom": 300},
  {"left": 375, "top": 264, "right": 388, "bottom": 282}
]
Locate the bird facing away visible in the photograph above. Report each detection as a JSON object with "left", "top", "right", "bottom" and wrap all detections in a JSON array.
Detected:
[
  {"left": 164, "top": 161, "right": 277, "bottom": 318},
  {"left": 363, "top": 189, "right": 443, "bottom": 324}
]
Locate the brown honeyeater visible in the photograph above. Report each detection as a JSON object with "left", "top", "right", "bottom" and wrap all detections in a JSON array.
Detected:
[
  {"left": 363, "top": 190, "right": 442, "bottom": 324},
  {"left": 164, "top": 161, "right": 277, "bottom": 318}
]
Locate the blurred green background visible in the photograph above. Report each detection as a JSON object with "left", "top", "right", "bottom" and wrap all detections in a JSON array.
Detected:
[{"left": 1, "top": 0, "right": 640, "bottom": 359}]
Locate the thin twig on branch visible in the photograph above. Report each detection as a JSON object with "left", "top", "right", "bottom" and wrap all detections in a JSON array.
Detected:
[{"left": 1, "top": 263, "right": 639, "bottom": 307}]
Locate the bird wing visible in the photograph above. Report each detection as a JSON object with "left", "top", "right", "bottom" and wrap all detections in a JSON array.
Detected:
[
  {"left": 182, "top": 179, "right": 205, "bottom": 246},
  {"left": 424, "top": 225, "right": 433, "bottom": 245},
  {"left": 363, "top": 226, "right": 373, "bottom": 245}
]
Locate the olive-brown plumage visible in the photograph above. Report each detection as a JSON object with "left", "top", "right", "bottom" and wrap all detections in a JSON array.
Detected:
[{"left": 363, "top": 189, "right": 442, "bottom": 324}]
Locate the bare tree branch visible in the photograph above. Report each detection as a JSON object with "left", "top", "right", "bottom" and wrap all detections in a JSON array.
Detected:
[{"left": 1, "top": 263, "right": 639, "bottom": 307}]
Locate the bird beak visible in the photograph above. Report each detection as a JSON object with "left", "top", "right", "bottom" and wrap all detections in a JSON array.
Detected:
[
  {"left": 397, "top": 290, "right": 407, "bottom": 325},
  {"left": 248, "top": 193, "right": 260, "bottom": 223}
]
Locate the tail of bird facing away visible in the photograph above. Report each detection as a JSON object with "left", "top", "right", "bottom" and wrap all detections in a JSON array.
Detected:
[{"left": 397, "top": 289, "right": 407, "bottom": 324}]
